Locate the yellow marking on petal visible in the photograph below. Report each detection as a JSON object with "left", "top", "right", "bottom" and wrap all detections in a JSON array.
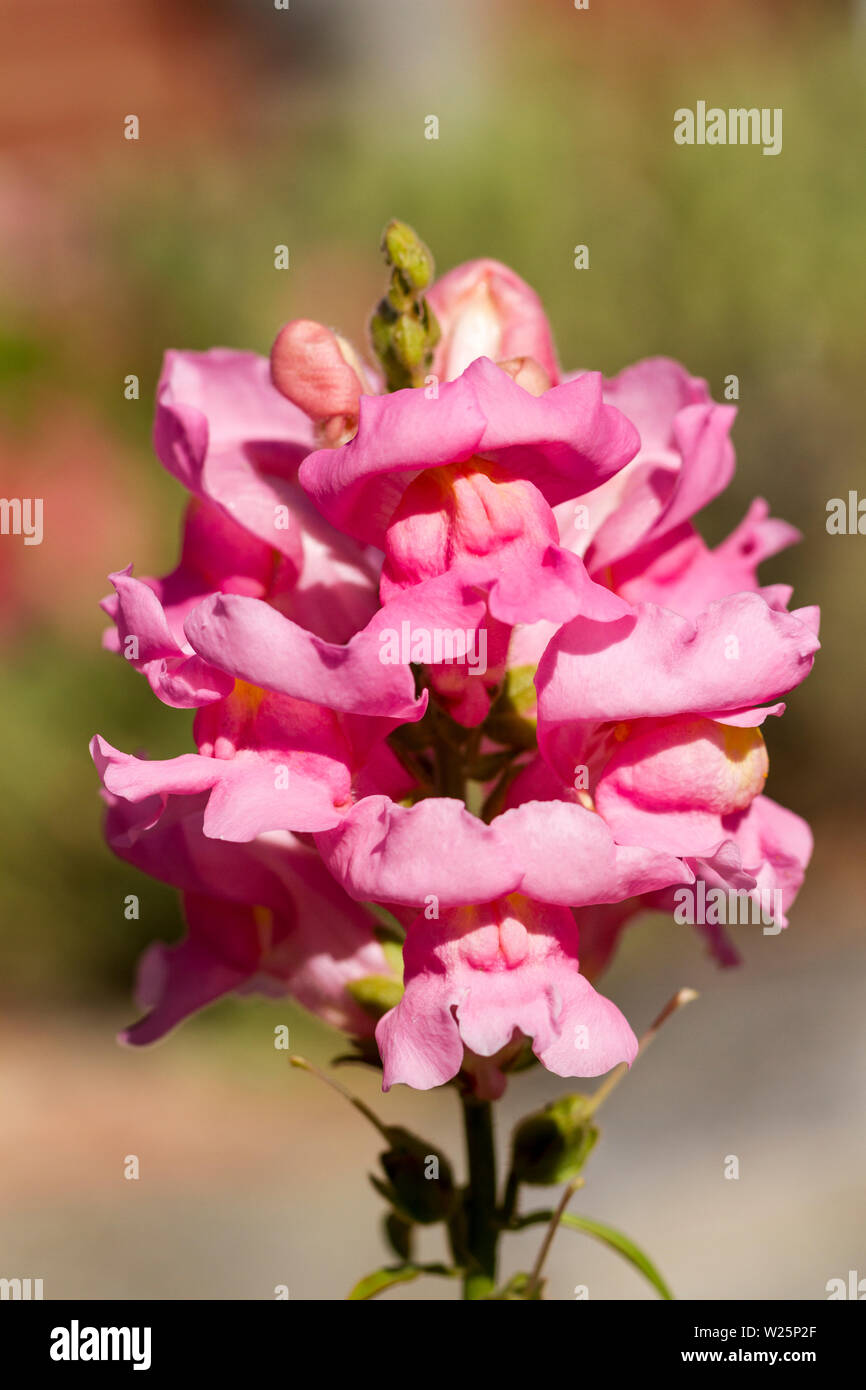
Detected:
[
  {"left": 232, "top": 679, "right": 267, "bottom": 714},
  {"left": 253, "top": 905, "right": 275, "bottom": 956},
  {"left": 719, "top": 724, "right": 769, "bottom": 805}
]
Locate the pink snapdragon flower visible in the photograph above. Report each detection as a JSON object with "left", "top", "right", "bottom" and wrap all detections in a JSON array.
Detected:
[
  {"left": 93, "top": 242, "right": 818, "bottom": 1095},
  {"left": 312, "top": 794, "right": 687, "bottom": 1093},
  {"left": 529, "top": 594, "right": 818, "bottom": 952},
  {"left": 297, "top": 356, "right": 639, "bottom": 722},
  {"left": 102, "top": 789, "right": 393, "bottom": 1044},
  {"left": 555, "top": 357, "right": 800, "bottom": 619},
  {"left": 102, "top": 349, "right": 380, "bottom": 707}
]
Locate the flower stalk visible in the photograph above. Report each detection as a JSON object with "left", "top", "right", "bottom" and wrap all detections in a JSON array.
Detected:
[{"left": 460, "top": 1093, "right": 499, "bottom": 1299}]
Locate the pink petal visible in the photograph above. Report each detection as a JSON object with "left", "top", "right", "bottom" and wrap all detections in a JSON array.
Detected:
[{"left": 376, "top": 898, "right": 637, "bottom": 1091}]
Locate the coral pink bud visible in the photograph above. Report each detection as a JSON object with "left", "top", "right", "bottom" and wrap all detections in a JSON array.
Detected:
[
  {"left": 270, "top": 319, "right": 366, "bottom": 422},
  {"left": 427, "top": 258, "right": 560, "bottom": 384},
  {"left": 496, "top": 355, "right": 551, "bottom": 397}
]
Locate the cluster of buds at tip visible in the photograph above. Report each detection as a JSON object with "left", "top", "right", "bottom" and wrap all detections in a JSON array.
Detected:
[{"left": 369, "top": 220, "right": 441, "bottom": 391}]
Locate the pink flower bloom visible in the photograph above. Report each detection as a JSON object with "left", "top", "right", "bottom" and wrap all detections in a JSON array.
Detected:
[
  {"left": 297, "top": 356, "right": 638, "bottom": 721},
  {"left": 154, "top": 348, "right": 313, "bottom": 553},
  {"left": 299, "top": 357, "right": 637, "bottom": 558},
  {"left": 102, "top": 350, "right": 383, "bottom": 717},
  {"left": 532, "top": 594, "right": 818, "bottom": 942},
  {"left": 426, "top": 257, "right": 560, "bottom": 385},
  {"left": 314, "top": 794, "right": 685, "bottom": 909},
  {"left": 558, "top": 357, "right": 736, "bottom": 573},
  {"left": 103, "top": 790, "right": 391, "bottom": 1043},
  {"left": 92, "top": 248, "right": 819, "bottom": 1094},
  {"left": 92, "top": 598, "right": 423, "bottom": 841},
  {"left": 312, "top": 795, "right": 687, "bottom": 1092},
  {"left": 554, "top": 358, "right": 800, "bottom": 620},
  {"left": 605, "top": 498, "right": 801, "bottom": 619},
  {"left": 376, "top": 897, "right": 637, "bottom": 1095},
  {"left": 101, "top": 562, "right": 236, "bottom": 709}
]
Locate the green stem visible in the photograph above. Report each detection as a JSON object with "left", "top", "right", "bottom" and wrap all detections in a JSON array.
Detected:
[{"left": 460, "top": 1094, "right": 499, "bottom": 1299}]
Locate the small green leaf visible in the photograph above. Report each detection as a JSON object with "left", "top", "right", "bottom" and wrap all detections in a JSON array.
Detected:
[
  {"left": 347, "top": 1262, "right": 457, "bottom": 1300},
  {"left": 375, "top": 1126, "right": 457, "bottom": 1224},
  {"left": 558, "top": 1214, "right": 673, "bottom": 1299},
  {"left": 347, "top": 1265, "right": 421, "bottom": 1300},
  {"left": 513, "top": 1209, "right": 673, "bottom": 1299}
]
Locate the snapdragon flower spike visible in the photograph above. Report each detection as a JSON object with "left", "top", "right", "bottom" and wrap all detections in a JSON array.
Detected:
[
  {"left": 93, "top": 229, "right": 819, "bottom": 1093},
  {"left": 534, "top": 593, "right": 819, "bottom": 919},
  {"left": 103, "top": 790, "right": 392, "bottom": 1043}
]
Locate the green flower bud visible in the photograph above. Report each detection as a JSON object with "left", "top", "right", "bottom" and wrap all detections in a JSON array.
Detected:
[
  {"left": 373, "top": 1126, "right": 457, "bottom": 1225},
  {"left": 391, "top": 313, "right": 429, "bottom": 372},
  {"left": 382, "top": 220, "right": 434, "bottom": 290},
  {"left": 509, "top": 1094, "right": 598, "bottom": 1186}
]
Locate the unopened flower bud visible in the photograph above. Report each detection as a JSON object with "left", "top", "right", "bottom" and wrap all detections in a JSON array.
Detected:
[
  {"left": 428, "top": 259, "right": 560, "bottom": 383},
  {"left": 270, "top": 319, "right": 367, "bottom": 423},
  {"left": 509, "top": 1094, "right": 598, "bottom": 1186},
  {"left": 372, "top": 1126, "right": 457, "bottom": 1225},
  {"left": 382, "top": 219, "right": 435, "bottom": 291},
  {"left": 391, "top": 313, "right": 429, "bottom": 372},
  {"left": 497, "top": 355, "right": 552, "bottom": 397}
]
